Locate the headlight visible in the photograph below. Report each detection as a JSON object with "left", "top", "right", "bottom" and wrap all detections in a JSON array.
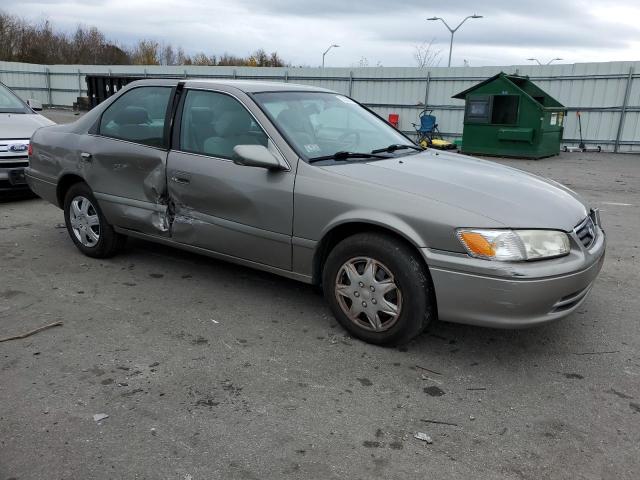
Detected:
[{"left": 456, "top": 229, "right": 570, "bottom": 261}]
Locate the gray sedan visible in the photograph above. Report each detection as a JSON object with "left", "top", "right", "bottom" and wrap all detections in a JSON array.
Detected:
[{"left": 26, "top": 79, "right": 605, "bottom": 345}]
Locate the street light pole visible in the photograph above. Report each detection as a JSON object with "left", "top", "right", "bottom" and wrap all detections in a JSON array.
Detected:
[
  {"left": 527, "top": 57, "right": 563, "bottom": 65},
  {"left": 322, "top": 44, "right": 340, "bottom": 68},
  {"left": 427, "top": 14, "right": 483, "bottom": 67}
]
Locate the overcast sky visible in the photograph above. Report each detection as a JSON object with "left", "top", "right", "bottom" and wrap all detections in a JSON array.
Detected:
[{"left": 3, "top": 0, "right": 640, "bottom": 67}]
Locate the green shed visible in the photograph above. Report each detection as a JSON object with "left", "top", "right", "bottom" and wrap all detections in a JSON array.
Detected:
[{"left": 452, "top": 72, "right": 567, "bottom": 159}]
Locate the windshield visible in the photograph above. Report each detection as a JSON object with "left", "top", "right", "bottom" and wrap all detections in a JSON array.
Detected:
[
  {"left": 0, "top": 84, "right": 30, "bottom": 114},
  {"left": 252, "top": 91, "right": 415, "bottom": 161}
]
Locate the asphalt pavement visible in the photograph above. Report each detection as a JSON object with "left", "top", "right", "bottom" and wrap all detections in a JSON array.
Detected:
[{"left": 1, "top": 112, "right": 639, "bottom": 479}]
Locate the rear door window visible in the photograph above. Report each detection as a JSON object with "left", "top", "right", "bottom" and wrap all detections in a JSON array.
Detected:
[{"left": 99, "top": 86, "right": 172, "bottom": 148}]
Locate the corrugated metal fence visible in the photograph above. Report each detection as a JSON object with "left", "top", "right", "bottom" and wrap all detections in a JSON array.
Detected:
[{"left": 2, "top": 60, "right": 639, "bottom": 152}]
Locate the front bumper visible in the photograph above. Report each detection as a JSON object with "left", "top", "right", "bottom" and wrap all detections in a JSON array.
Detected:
[
  {"left": 0, "top": 167, "right": 30, "bottom": 192},
  {"left": 423, "top": 224, "right": 606, "bottom": 328}
]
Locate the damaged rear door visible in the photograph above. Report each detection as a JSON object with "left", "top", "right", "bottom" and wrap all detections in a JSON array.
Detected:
[
  {"left": 166, "top": 88, "right": 294, "bottom": 270},
  {"left": 84, "top": 85, "right": 174, "bottom": 235}
]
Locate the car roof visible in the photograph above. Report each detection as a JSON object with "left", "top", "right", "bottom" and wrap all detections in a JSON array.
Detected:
[{"left": 128, "top": 78, "right": 335, "bottom": 94}]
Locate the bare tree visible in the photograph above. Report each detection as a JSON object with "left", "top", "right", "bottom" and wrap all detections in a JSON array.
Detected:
[
  {"left": 269, "top": 51, "right": 285, "bottom": 67},
  {"left": 413, "top": 39, "right": 441, "bottom": 68},
  {"left": 191, "top": 52, "right": 217, "bottom": 66},
  {"left": 0, "top": 12, "right": 19, "bottom": 60},
  {"left": 130, "top": 39, "right": 160, "bottom": 65},
  {"left": 161, "top": 43, "right": 176, "bottom": 66},
  {"left": 0, "top": 9, "right": 289, "bottom": 67},
  {"left": 175, "top": 47, "right": 191, "bottom": 65},
  {"left": 101, "top": 44, "right": 130, "bottom": 65},
  {"left": 72, "top": 26, "right": 107, "bottom": 64},
  {"left": 217, "top": 52, "right": 244, "bottom": 66},
  {"left": 246, "top": 49, "right": 285, "bottom": 67}
]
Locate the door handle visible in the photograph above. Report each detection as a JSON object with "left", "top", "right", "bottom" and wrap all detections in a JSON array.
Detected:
[
  {"left": 80, "top": 152, "right": 92, "bottom": 161},
  {"left": 170, "top": 173, "right": 191, "bottom": 184}
]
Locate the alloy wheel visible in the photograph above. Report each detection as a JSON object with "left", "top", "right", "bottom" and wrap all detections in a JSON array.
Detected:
[
  {"left": 334, "top": 256, "right": 402, "bottom": 332},
  {"left": 69, "top": 195, "right": 100, "bottom": 247}
]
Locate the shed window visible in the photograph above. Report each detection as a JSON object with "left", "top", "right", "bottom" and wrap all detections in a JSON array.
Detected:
[
  {"left": 465, "top": 96, "right": 491, "bottom": 123},
  {"left": 491, "top": 95, "right": 519, "bottom": 125}
]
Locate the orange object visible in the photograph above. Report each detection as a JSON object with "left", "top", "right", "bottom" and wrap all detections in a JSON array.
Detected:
[{"left": 458, "top": 232, "right": 495, "bottom": 257}]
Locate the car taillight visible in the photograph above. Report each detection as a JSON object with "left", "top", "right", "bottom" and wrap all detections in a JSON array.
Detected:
[{"left": 28, "top": 143, "right": 33, "bottom": 156}]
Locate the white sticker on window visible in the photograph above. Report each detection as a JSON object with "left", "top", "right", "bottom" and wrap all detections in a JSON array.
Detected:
[{"left": 304, "top": 144, "right": 321, "bottom": 153}]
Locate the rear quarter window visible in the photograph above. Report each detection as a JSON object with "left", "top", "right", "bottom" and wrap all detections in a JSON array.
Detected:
[{"left": 99, "top": 86, "right": 172, "bottom": 148}]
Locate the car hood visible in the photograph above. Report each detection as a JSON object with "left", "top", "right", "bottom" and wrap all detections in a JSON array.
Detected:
[
  {"left": 322, "top": 150, "right": 588, "bottom": 231},
  {"left": 0, "top": 113, "right": 55, "bottom": 139}
]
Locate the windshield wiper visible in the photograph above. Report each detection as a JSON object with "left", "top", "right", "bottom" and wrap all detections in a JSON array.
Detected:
[
  {"left": 308, "top": 151, "right": 392, "bottom": 163},
  {"left": 371, "top": 143, "right": 423, "bottom": 154}
]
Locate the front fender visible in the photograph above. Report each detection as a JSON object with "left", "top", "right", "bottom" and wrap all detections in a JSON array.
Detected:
[{"left": 319, "top": 209, "right": 427, "bottom": 248}]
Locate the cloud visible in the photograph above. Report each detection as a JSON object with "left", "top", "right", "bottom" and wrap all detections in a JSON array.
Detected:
[{"left": 1, "top": 0, "right": 639, "bottom": 67}]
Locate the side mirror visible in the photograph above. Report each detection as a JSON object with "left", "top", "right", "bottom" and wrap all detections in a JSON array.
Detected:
[
  {"left": 27, "top": 99, "right": 43, "bottom": 111},
  {"left": 233, "top": 145, "right": 285, "bottom": 170}
]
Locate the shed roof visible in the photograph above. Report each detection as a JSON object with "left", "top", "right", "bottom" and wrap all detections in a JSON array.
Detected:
[
  {"left": 451, "top": 72, "right": 563, "bottom": 108},
  {"left": 451, "top": 72, "right": 525, "bottom": 99}
]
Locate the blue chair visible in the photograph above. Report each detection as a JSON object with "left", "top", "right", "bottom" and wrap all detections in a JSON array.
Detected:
[
  {"left": 415, "top": 112, "right": 437, "bottom": 135},
  {"left": 412, "top": 110, "right": 439, "bottom": 147},
  {"left": 412, "top": 109, "right": 456, "bottom": 150}
]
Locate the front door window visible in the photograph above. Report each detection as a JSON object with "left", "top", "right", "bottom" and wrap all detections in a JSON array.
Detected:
[{"left": 179, "top": 90, "right": 267, "bottom": 158}]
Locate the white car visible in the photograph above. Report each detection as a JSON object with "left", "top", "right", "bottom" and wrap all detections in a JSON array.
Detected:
[{"left": 0, "top": 82, "right": 54, "bottom": 193}]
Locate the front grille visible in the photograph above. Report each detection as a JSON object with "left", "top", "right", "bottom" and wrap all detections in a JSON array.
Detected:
[
  {"left": 0, "top": 139, "right": 30, "bottom": 160},
  {"left": 575, "top": 216, "right": 597, "bottom": 249}
]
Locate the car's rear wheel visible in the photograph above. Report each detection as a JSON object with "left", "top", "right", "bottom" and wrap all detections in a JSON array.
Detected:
[
  {"left": 63, "top": 182, "right": 125, "bottom": 258},
  {"left": 322, "top": 232, "right": 435, "bottom": 346}
]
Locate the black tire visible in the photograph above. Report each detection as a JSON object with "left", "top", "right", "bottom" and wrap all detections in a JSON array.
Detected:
[
  {"left": 63, "top": 182, "right": 125, "bottom": 258},
  {"left": 322, "top": 232, "right": 435, "bottom": 346}
]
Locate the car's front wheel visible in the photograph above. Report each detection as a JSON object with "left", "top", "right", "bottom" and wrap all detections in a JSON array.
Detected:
[
  {"left": 322, "top": 232, "right": 435, "bottom": 346},
  {"left": 63, "top": 182, "right": 125, "bottom": 258}
]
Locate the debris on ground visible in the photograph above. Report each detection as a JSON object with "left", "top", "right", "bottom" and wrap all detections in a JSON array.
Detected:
[
  {"left": 421, "top": 373, "right": 443, "bottom": 384},
  {"left": 421, "top": 419, "right": 458, "bottom": 427},
  {"left": 93, "top": 413, "right": 109, "bottom": 422},
  {"left": 414, "top": 432, "right": 433, "bottom": 444},
  {"left": 572, "top": 350, "right": 619, "bottom": 356},
  {"left": 424, "top": 385, "right": 446, "bottom": 397},
  {"left": 0, "top": 321, "right": 63, "bottom": 342},
  {"left": 416, "top": 365, "right": 442, "bottom": 375}
]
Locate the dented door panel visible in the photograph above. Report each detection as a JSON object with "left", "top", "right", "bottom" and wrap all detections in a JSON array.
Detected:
[
  {"left": 83, "top": 135, "right": 170, "bottom": 235},
  {"left": 167, "top": 150, "right": 294, "bottom": 270}
]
